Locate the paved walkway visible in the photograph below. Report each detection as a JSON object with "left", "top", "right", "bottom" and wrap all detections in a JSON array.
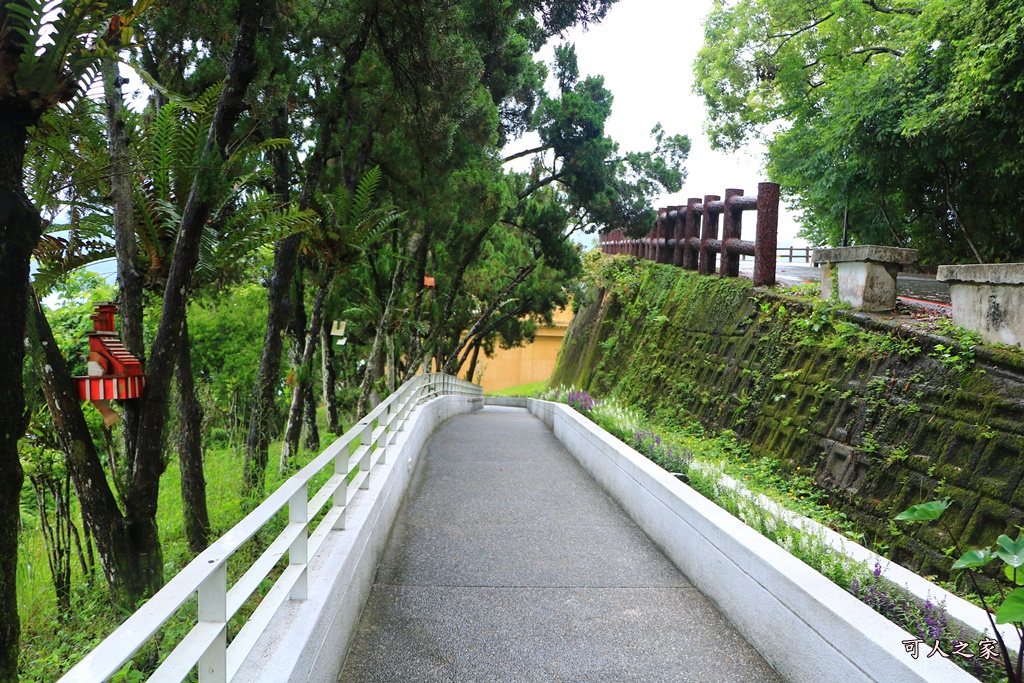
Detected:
[
  {"left": 339, "top": 407, "right": 784, "bottom": 682},
  {"left": 741, "top": 259, "right": 952, "bottom": 304}
]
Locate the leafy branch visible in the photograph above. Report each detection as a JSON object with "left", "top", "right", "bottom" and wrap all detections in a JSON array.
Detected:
[{"left": 896, "top": 499, "right": 1024, "bottom": 681}]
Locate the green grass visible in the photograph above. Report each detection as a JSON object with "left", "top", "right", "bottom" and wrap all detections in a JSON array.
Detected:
[
  {"left": 486, "top": 379, "right": 548, "bottom": 397},
  {"left": 16, "top": 408, "right": 352, "bottom": 681}
]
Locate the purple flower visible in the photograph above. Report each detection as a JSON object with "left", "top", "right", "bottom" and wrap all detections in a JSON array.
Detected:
[{"left": 567, "top": 389, "right": 595, "bottom": 413}]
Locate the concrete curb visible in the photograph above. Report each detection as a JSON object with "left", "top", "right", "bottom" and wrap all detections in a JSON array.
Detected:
[
  {"left": 234, "top": 394, "right": 483, "bottom": 683},
  {"left": 527, "top": 399, "right": 975, "bottom": 683}
]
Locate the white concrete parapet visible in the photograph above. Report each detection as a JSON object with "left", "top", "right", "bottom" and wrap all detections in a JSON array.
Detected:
[
  {"left": 937, "top": 263, "right": 1024, "bottom": 346},
  {"left": 527, "top": 398, "right": 974, "bottom": 683},
  {"left": 59, "top": 373, "right": 482, "bottom": 683},
  {"left": 813, "top": 246, "right": 918, "bottom": 311},
  {"left": 232, "top": 394, "right": 482, "bottom": 682},
  {"left": 483, "top": 396, "right": 528, "bottom": 407}
]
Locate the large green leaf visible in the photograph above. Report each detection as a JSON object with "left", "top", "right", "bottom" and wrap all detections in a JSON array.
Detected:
[
  {"left": 894, "top": 498, "right": 951, "bottom": 522},
  {"left": 1004, "top": 565, "right": 1024, "bottom": 586},
  {"left": 997, "top": 534, "right": 1024, "bottom": 568},
  {"left": 996, "top": 587, "right": 1024, "bottom": 624},
  {"left": 951, "top": 548, "right": 994, "bottom": 570}
]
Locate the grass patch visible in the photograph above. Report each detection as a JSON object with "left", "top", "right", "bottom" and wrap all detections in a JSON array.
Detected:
[
  {"left": 16, "top": 408, "right": 351, "bottom": 681},
  {"left": 486, "top": 379, "right": 548, "bottom": 397}
]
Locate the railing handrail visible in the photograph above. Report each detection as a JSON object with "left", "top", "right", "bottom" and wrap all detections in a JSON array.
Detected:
[
  {"left": 739, "top": 246, "right": 814, "bottom": 263},
  {"left": 59, "top": 373, "right": 481, "bottom": 683}
]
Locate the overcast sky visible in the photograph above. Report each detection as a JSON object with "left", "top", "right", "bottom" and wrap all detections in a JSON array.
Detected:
[{"left": 516, "top": 0, "right": 805, "bottom": 245}]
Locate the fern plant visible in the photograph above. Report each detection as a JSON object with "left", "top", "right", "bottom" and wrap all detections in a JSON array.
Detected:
[
  {"left": 312, "top": 166, "right": 404, "bottom": 266},
  {"left": 131, "top": 87, "right": 310, "bottom": 287},
  {"left": 1, "top": 0, "right": 153, "bottom": 109},
  {"left": 30, "top": 83, "right": 314, "bottom": 293}
]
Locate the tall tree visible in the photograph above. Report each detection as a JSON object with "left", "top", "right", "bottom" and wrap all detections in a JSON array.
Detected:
[
  {"left": 0, "top": 0, "right": 151, "bottom": 672},
  {"left": 25, "top": 0, "right": 271, "bottom": 609},
  {"left": 695, "top": 0, "right": 1024, "bottom": 264}
]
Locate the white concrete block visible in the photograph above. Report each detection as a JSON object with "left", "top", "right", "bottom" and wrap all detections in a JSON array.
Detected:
[{"left": 938, "top": 264, "right": 1024, "bottom": 346}]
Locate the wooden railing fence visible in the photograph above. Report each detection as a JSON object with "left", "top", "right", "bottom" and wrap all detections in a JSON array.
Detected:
[{"left": 599, "top": 182, "right": 781, "bottom": 286}]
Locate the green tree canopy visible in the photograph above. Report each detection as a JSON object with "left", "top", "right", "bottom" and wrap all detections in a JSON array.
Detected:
[{"left": 695, "top": 0, "right": 1024, "bottom": 265}]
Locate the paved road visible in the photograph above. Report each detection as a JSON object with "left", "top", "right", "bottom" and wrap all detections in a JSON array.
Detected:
[
  {"left": 339, "top": 407, "right": 784, "bottom": 682},
  {"left": 741, "top": 259, "right": 951, "bottom": 304}
]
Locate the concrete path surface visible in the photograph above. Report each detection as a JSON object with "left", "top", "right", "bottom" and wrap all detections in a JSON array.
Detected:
[{"left": 339, "top": 407, "right": 785, "bottom": 682}]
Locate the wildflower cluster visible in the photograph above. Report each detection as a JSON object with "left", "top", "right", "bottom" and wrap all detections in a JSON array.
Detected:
[
  {"left": 590, "top": 398, "right": 642, "bottom": 437},
  {"left": 632, "top": 430, "right": 691, "bottom": 476},
  {"left": 567, "top": 389, "right": 596, "bottom": 414},
  {"left": 851, "top": 563, "right": 1003, "bottom": 681}
]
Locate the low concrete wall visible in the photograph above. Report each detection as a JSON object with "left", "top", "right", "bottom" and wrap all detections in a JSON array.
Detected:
[
  {"left": 527, "top": 399, "right": 973, "bottom": 683},
  {"left": 483, "top": 395, "right": 529, "bottom": 407},
  {"left": 235, "top": 394, "right": 483, "bottom": 683}
]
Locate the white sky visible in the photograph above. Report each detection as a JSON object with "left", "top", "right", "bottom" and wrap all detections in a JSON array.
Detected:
[{"left": 508, "top": 0, "right": 805, "bottom": 246}]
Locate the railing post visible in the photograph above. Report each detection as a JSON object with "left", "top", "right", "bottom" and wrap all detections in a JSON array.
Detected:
[
  {"left": 651, "top": 213, "right": 660, "bottom": 262},
  {"left": 683, "top": 198, "right": 701, "bottom": 271},
  {"left": 359, "top": 422, "right": 373, "bottom": 490},
  {"left": 670, "top": 207, "right": 683, "bottom": 267},
  {"left": 753, "top": 182, "right": 780, "bottom": 287},
  {"left": 721, "top": 188, "right": 743, "bottom": 278},
  {"left": 659, "top": 210, "right": 673, "bottom": 264},
  {"left": 377, "top": 404, "right": 389, "bottom": 465},
  {"left": 334, "top": 443, "right": 349, "bottom": 529},
  {"left": 197, "top": 561, "right": 227, "bottom": 683},
  {"left": 289, "top": 482, "right": 308, "bottom": 599},
  {"left": 394, "top": 384, "right": 410, "bottom": 437},
  {"left": 699, "top": 194, "right": 720, "bottom": 275},
  {"left": 652, "top": 221, "right": 659, "bottom": 261}
]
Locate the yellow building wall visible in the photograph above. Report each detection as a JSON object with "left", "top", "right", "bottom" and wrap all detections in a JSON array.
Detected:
[{"left": 476, "top": 306, "right": 572, "bottom": 393}]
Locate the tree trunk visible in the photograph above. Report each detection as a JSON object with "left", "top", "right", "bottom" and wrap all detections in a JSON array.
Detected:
[
  {"left": 28, "top": 292, "right": 163, "bottom": 609},
  {"left": 301, "top": 381, "right": 319, "bottom": 452},
  {"left": 176, "top": 319, "right": 209, "bottom": 552},
  {"left": 941, "top": 164, "right": 984, "bottom": 264},
  {"left": 243, "top": 88, "right": 337, "bottom": 493},
  {"left": 243, "top": 234, "right": 300, "bottom": 493},
  {"left": 0, "top": 106, "right": 37, "bottom": 681},
  {"left": 278, "top": 272, "right": 308, "bottom": 469},
  {"left": 31, "top": 472, "right": 74, "bottom": 619},
  {"left": 356, "top": 264, "right": 406, "bottom": 418},
  {"left": 279, "top": 285, "right": 328, "bottom": 473},
  {"left": 120, "top": 0, "right": 267, "bottom": 601},
  {"left": 386, "top": 333, "right": 396, "bottom": 394},
  {"left": 104, "top": 59, "right": 145, "bottom": 469},
  {"left": 465, "top": 339, "right": 482, "bottom": 383},
  {"left": 321, "top": 317, "right": 339, "bottom": 434}
]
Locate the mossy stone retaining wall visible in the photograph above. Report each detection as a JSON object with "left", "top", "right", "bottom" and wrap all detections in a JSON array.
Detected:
[{"left": 553, "top": 258, "right": 1024, "bottom": 580}]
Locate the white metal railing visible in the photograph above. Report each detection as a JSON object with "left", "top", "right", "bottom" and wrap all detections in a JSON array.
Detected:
[
  {"left": 59, "top": 373, "right": 481, "bottom": 683},
  {"left": 739, "top": 246, "right": 815, "bottom": 263}
]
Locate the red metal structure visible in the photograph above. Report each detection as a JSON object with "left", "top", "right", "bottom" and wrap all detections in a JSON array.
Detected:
[{"left": 75, "top": 303, "right": 145, "bottom": 425}]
